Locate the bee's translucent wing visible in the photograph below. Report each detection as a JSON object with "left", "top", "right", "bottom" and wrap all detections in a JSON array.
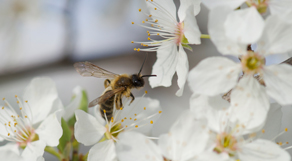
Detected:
[
  {"left": 88, "top": 87, "right": 126, "bottom": 107},
  {"left": 74, "top": 61, "right": 119, "bottom": 79}
]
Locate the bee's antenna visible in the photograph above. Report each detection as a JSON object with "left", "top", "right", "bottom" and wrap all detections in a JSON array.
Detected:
[
  {"left": 138, "top": 53, "right": 148, "bottom": 75},
  {"left": 141, "top": 75, "right": 156, "bottom": 78}
]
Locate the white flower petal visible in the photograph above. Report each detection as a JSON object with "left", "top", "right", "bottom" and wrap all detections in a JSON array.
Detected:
[
  {"left": 239, "top": 139, "right": 290, "bottom": 161},
  {"left": 224, "top": 7, "right": 264, "bottom": 44},
  {"left": 35, "top": 112, "right": 62, "bottom": 147},
  {"left": 183, "top": 9, "right": 201, "bottom": 45},
  {"left": 269, "top": 0, "right": 292, "bottom": 17},
  {"left": 263, "top": 64, "right": 292, "bottom": 105},
  {"left": 208, "top": 6, "right": 246, "bottom": 55},
  {"left": 0, "top": 143, "right": 19, "bottom": 155},
  {"left": 63, "top": 86, "right": 83, "bottom": 121},
  {"left": 159, "top": 110, "right": 209, "bottom": 160},
  {"left": 149, "top": 43, "right": 178, "bottom": 88},
  {"left": 116, "top": 132, "right": 163, "bottom": 161},
  {"left": 175, "top": 45, "right": 189, "bottom": 96},
  {"left": 230, "top": 76, "right": 269, "bottom": 133},
  {"left": 257, "top": 103, "right": 282, "bottom": 140},
  {"left": 190, "top": 94, "right": 229, "bottom": 118},
  {"left": 74, "top": 110, "right": 106, "bottom": 146},
  {"left": 202, "top": 0, "right": 245, "bottom": 10},
  {"left": 178, "top": 0, "right": 201, "bottom": 21},
  {"left": 256, "top": 15, "right": 292, "bottom": 56},
  {"left": 188, "top": 57, "right": 241, "bottom": 96},
  {"left": 21, "top": 140, "right": 46, "bottom": 161},
  {"left": 23, "top": 77, "right": 59, "bottom": 124},
  {"left": 146, "top": 0, "right": 177, "bottom": 29},
  {"left": 88, "top": 140, "right": 116, "bottom": 161},
  {"left": 119, "top": 97, "right": 161, "bottom": 135},
  {"left": 0, "top": 150, "right": 22, "bottom": 161}
]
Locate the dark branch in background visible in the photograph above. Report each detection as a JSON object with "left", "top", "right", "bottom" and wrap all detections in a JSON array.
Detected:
[
  {"left": 62, "top": 0, "right": 76, "bottom": 61},
  {"left": 222, "top": 56, "right": 292, "bottom": 102}
]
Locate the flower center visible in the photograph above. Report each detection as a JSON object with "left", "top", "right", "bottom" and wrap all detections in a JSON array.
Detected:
[
  {"left": 246, "top": 0, "right": 268, "bottom": 14},
  {"left": 241, "top": 51, "right": 265, "bottom": 75},
  {"left": 214, "top": 133, "right": 237, "bottom": 156},
  {"left": 0, "top": 96, "right": 38, "bottom": 148},
  {"left": 175, "top": 22, "right": 185, "bottom": 45},
  {"left": 104, "top": 123, "right": 123, "bottom": 141}
]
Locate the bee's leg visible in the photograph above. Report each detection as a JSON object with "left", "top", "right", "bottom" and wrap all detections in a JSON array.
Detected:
[
  {"left": 129, "top": 92, "right": 135, "bottom": 105},
  {"left": 115, "top": 94, "right": 120, "bottom": 110},
  {"left": 104, "top": 79, "right": 111, "bottom": 88},
  {"left": 119, "top": 96, "right": 123, "bottom": 110}
]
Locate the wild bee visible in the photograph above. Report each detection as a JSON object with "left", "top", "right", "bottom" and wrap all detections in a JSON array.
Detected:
[{"left": 74, "top": 57, "right": 156, "bottom": 121}]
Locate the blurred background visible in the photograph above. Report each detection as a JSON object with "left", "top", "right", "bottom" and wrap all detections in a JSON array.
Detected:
[{"left": 0, "top": 0, "right": 291, "bottom": 160}]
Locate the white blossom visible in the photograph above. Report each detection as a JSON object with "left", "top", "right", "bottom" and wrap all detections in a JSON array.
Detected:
[
  {"left": 74, "top": 96, "right": 162, "bottom": 161},
  {"left": 132, "top": 0, "right": 201, "bottom": 96},
  {"left": 0, "top": 77, "right": 63, "bottom": 160}
]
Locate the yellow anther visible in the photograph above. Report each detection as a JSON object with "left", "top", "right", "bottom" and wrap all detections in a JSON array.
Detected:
[
  {"left": 135, "top": 114, "right": 137, "bottom": 116},
  {"left": 17, "top": 115, "right": 19, "bottom": 117},
  {"left": 121, "top": 119, "right": 124, "bottom": 122},
  {"left": 111, "top": 119, "right": 113, "bottom": 122},
  {"left": 159, "top": 111, "right": 162, "bottom": 114},
  {"left": 19, "top": 107, "right": 22, "bottom": 110},
  {"left": 25, "top": 100, "right": 28, "bottom": 103},
  {"left": 14, "top": 130, "right": 16, "bottom": 133},
  {"left": 155, "top": 19, "right": 158, "bottom": 23},
  {"left": 137, "top": 48, "right": 140, "bottom": 52},
  {"left": 11, "top": 115, "right": 13, "bottom": 118},
  {"left": 135, "top": 125, "right": 138, "bottom": 128},
  {"left": 25, "top": 116, "right": 28, "bottom": 118},
  {"left": 111, "top": 117, "right": 113, "bottom": 120},
  {"left": 4, "top": 123, "right": 6, "bottom": 126},
  {"left": 8, "top": 133, "right": 10, "bottom": 136},
  {"left": 134, "top": 48, "right": 137, "bottom": 51},
  {"left": 151, "top": 0, "right": 153, "bottom": 2},
  {"left": 2, "top": 107, "right": 4, "bottom": 109},
  {"left": 146, "top": 19, "right": 148, "bottom": 21},
  {"left": 120, "top": 107, "right": 123, "bottom": 110},
  {"left": 262, "top": 129, "right": 265, "bottom": 133},
  {"left": 147, "top": 31, "right": 149, "bottom": 33},
  {"left": 143, "top": 44, "right": 146, "bottom": 47},
  {"left": 287, "top": 142, "right": 289, "bottom": 144},
  {"left": 157, "top": 25, "right": 160, "bottom": 27},
  {"left": 132, "top": 22, "right": 134, "bottom": 24},
  {"left": 125, "top": 125, "right": 128, "bottom": 128},
  {"left": 146, "top": 45, "right": 148, "bottom": 47},
  {"left": 145, "top": 90, "right": 148, "bottom": 94},
  {"left": 103, "top": 110, "right": 106, "bottom": 113},
  {"left": 14, "top": 123, "right": 17, "bottom": 127},
  {"left": 124, "top": 117, "right": 127, "bottom": 119},
  {"left": 148, "top": 33, "right": 150, "bottom": 36},
  {"left": 148, "top": 37, "right": 151, "bottom": 40},
  {"left": 149, "top": 15, "right": 152, "bottom": 17},
  {"left": 131, "top": 41, "right": 134, "bottom": 43},
  {"left": 142, "top": 21, "right": 145, "bottom": 23},
  {"left": 150, "top": 120, "right": 153, "bottom": 124},
  {"left": 141, "top": 43, "right": 143, "bottom": 46},
  {"left": 130, "top": 118, "right": 132, "bottom": 120},
  {"left": 154, "top": 8, "right": 157, "bottom": 10},
  {"left": 15, "top": 95, "right": 18, "bottom": 98},
  {"left": 139, "top": 8, "right": 141, "bottom": 12},
  {"left": 2, "top": 98, "right": 5, "bottom": 100},
  {"left": 285, "top": 128, "right": 288, "bottom": 132},
  {"left": 279, "top": 142, "right": 283, "bottom": 146},
  {"left": 157, "top": 33, "right": 160, "bottom": 35},
  {"left": 17, "top": 101, "right": 19, "bottom": 104},
  {"left": 134, "top": 118, "right": 137, "bottom": 121},
  {"left": 151, "top": 24, "right": 154, "bottom": 27},
  {"left": 144, "top": 107, "right": 146, "bottom": 110}
]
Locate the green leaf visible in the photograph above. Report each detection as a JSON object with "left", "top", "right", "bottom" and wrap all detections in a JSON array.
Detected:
[
  {"left": 182, "top": 44, "right": 193, "bottom": 52},
  {"left": 67, "top": 90, "right": 88, "bottom": 127},
  {"left": 57, "top": 118, "right": 72, "bottom": 154}
]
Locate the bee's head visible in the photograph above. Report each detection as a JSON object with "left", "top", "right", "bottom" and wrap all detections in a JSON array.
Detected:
[{"left": 132, "top": 74, "right": 145, "bottom": 87}]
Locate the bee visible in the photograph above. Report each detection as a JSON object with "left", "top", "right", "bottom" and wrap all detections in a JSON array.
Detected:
[{"left": 74, "top": 57, "right": 156, "bottom": 121}]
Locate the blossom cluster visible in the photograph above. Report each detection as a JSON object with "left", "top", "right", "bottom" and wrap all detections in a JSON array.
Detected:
[{"left": 1, "top": 0, "right": 292, "bottom": 161}]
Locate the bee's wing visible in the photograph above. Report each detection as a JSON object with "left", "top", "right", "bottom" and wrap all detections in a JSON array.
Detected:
[
  {"left": 74, "top": 61, "right": 119, "bottom": 79},
  {"left": 88, "top": 87, "right": 126, "bottom": 107}
]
